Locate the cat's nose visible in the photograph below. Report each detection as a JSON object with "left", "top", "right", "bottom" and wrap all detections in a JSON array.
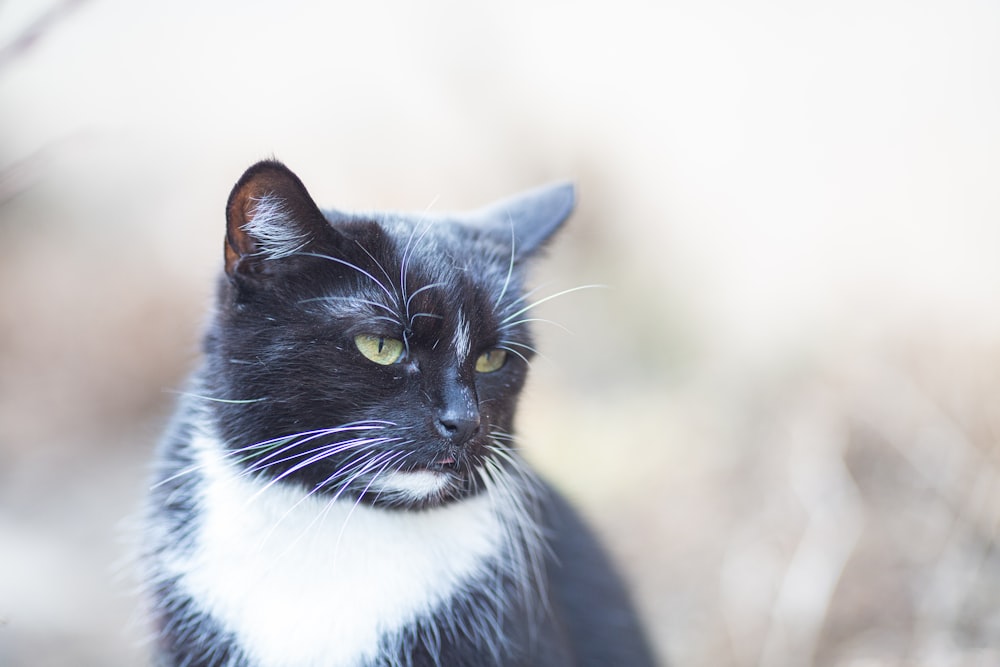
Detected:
[
  {"left": 435, "top": 406, "right": 481, "bottom": 445},
  {"left": 434, "top": 372, "right": 480, "bottom": 445}
]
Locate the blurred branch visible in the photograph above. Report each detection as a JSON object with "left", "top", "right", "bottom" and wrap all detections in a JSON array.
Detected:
[
  {"left": 758, "top": 395, "right": 865, "bottom": 667},
  {"left": 0, "top": 0, "right": 88, "bottom": 205},
  {"left": 0, "top": 0, "right": 88, "bottom": 74}
]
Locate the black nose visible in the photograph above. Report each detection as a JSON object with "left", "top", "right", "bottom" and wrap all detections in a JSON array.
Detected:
[
  {"left": 435, "top": 407, "right": 481, "bottom": 445},
  {"left": 433, "top": 371, "right": 480, "bottom": 445}
]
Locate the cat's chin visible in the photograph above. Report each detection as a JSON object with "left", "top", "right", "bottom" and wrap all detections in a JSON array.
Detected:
[
  {"left": 348, "top": 467, "right": 478, "bottom": 510},
  {"left": 371, "top": 468, "right": 453, "bottom": 499}
]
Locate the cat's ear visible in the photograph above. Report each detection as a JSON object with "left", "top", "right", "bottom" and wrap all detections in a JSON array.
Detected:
[
  {"left": 224, "top": 160, "right": 334, "bottom": 277},
  {"left": 471, "top": 181, "right": 575, "bottom": 260}
]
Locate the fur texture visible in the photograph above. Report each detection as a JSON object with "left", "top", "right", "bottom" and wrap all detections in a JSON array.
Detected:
[{"left": 143, "top": 160, "right": 657, "bottom": 667}]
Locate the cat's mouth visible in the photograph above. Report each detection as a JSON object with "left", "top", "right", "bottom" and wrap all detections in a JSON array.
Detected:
[{"left": 357, "top": 452, "right": 480, "bottom": 507}]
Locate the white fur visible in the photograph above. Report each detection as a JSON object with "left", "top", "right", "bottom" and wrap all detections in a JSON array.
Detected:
[
  {"left": 243, "top": 195, "right": 311, "bottom": 259},
  {"left": 167, "top": 431, "right": 503, "bottom": 667},
  {"left": 454, "top": 311, "right": 472, "bottom": 362},
  {"left": 369, "top": 469, "right": 452, "bottom": 501}
]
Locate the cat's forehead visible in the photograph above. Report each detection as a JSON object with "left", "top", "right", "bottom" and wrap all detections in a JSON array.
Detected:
[
  {"left": 328, "top": 210, "right": 511, "bottom": 276},
  {"left": 315, "top": 210, "right": 519, "bottom": 338}
]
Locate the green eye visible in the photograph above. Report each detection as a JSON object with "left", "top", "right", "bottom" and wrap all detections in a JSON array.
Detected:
[
  {"left": 475, "top": 348, "right": 508, "bottom": 373},
  {"left": 354, "top": 334, "right": 405, "bottom": 365}
]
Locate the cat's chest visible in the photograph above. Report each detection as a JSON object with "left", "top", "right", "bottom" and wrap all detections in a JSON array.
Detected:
[{"left": 171, "top": 432, "right": 504, "bottom": 667}]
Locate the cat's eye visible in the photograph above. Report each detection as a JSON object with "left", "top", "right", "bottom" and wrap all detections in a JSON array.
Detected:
[
  {"left": 354, "top": 334, "right": 405, "bottom": 365},
  {"left": 475, "top": 348, "right": 508, "bottom": 373}
]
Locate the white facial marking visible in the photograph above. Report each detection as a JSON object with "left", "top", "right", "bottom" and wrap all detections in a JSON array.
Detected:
[
  {"left": 454, "top": 311, "right": 472, "bottom": 362},
  {"left": 369, "top": 469, "right": 452, "bottom": 501},
  {"left": 243, "top": 195, "right": 311, "bottom": 259},
  {"left": 169, "top": 431, "right": 503, "bottom": 667}
]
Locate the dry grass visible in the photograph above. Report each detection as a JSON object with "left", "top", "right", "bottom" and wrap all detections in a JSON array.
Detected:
[{"left": 526, "top": 331, "right": 1000, "bottom": 667}]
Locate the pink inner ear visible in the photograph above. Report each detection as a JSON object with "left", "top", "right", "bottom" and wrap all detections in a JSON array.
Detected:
[
  {"left": 223, "top": 160, "right": 327, "bottom": 276},
  {"left": 224, "top": 178, "right": 267, "bottom": 274}
]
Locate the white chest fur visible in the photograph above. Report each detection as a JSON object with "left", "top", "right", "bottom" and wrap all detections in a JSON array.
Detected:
[{"left": 168, "top": 432, "right": 504, "bottom": 667}]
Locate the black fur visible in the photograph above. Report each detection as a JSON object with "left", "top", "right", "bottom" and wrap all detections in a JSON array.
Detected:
[{"left": 143, "top": 160, "right": 658, "bottom": 666}]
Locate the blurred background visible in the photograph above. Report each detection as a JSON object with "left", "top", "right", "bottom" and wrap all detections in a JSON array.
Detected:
[{"left": 2, "top": 0, "right": 1000, "bottom": 665}]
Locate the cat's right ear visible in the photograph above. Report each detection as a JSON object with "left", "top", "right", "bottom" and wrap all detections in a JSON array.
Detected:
[
  {"left": 469, "top": 181, "right": 576, "bottom": 261},
  {"left": 225, "top": 160, "right": 335, "bottom": 277}
]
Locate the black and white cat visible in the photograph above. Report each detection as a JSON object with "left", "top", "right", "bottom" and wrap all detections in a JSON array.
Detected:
[{"left": 143, "top": 160, "right": 657, "bottom": 667}]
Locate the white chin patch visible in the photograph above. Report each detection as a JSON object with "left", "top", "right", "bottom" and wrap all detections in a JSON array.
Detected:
[
  {"left": 177, "top": 431, "right": 503, "bottom": 667},
  {"left": 372, "top": 469, "right": 452, "bottom": 499}
]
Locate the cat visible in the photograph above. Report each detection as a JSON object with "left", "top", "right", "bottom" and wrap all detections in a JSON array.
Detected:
[{"left": 142, "top": 160, "right": 657, "bottom": 667}]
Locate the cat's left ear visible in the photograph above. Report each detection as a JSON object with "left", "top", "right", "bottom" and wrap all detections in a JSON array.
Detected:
[
  {"left": 224, "top": 160, "right": 336, "bottom": 277},
  {"left": 470, "top": 181, "right": 575, "bottom": 260}
]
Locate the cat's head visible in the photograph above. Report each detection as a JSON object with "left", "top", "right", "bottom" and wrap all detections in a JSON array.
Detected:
[{"left": 201, "top": 160, "right": 573, "bottom": 509}]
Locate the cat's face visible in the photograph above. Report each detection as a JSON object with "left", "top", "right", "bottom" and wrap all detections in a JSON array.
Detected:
[{"left": 202, "top": 161, "right": 573, "bottom": 509}]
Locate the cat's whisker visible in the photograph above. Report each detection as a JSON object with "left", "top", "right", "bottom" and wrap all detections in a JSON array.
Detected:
[
  {"left": 488, "top": 427, "right": 516, "bottom": 440},
  {"left": 365, "top": 445, "right": 420, "bottom": 506},
  {"left": 243, "top": 436, "right": 393, "bottom": 478},
  {"left": 476, "top": 459, "right": 542, "bottom": 620},
  {"left": 369, "top": 314, "right": 408, "bottom": 327},
  {"left": 409, "top": 312, "right": 444, "bottom": 323},
  {"left": 316, "top": 448, "right": 399, "bottom": 497},
  {"left": 497, "top": 283, "right": 547, "bottom": 320},
  {"left": 497, "top": 317, "right": 573, "bottom": 335},
  {"left": 244, "top": 438, "right": 399, "bottom": 504},
  {"left": 239, "top": 422, "right": 395, "bottom": 470},
  {"left": 150, "top": 429, "right": 315, "bottom": 490},
  {"left": 399, "top": 217, "right": 438, "bottom": 316},
  {"left": 267, "top": 449, "right": 411, "bottom": 565},
  {"left": 498, "top": 340, "right": 540, "bottom": 356},
  {"left": 405, "top": 281, "right": 447, "bottom": 312},
  {"left": 271, "top": 437, "right": 397, "bottom": 479},
  {"left": 255, "top": 449, "right": 389, "bottom": 557},
  {"left": 309, "top": 443, "right": 413, "bottom": 532},
  {"left": 493, "top": 215, "right": 517, "bottom": 312},
  {"left": 354, "top": 240, "right": 398, "bottom": 301},
  {"left": 149, "top": 462, "right": 204, "bottom": 490},
  {"left": 169, "top": 391, "right": 269, "bottom": 405},
  {"left": 356, "top": 451, "right": 411, "bottom": 505},
  {"left": 298, "top": 295, "right": 401, "bottom": 321},
  {"left": 300, "top": 251, "right": 401, "bottom": 310},
  {"left": 328, "top": 451, "right": 411, "bottom": 558},
  {"left": 499, "top": 284, "right": 607, "bottom": 325},
  {"left": 496, "top": 344, "right": 532, "bottom": 366},
  {"left": 230, "top": 435, "right": 303, "bottom": 469},
  {"left": 240, "top": 431, "right": 356, "bottom": 472},
  {"left": 259, "top": 447, "right": 389, "bottom": 549},
  {"left": 311, "top": 452, "right": 377, "bottom": 502},
  {"left": 481, "top": 454, "right": 548, "bottom": 599}
]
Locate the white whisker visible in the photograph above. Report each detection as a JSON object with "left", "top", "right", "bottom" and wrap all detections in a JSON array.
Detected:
[
  {"left": 298, "top": 295, "right": 401, "bottom": 323},
  {"left": 497, "top": 344, "right": 532, "bottom": 366},
  {"left": 354, "top": 240, "right": 398, "bottom": 299},
  {"left": 245, "top": 437, "right": 398, "bottom": 505},
  {"left": 500, "top": 284, "right": 606, "bottom": 324},
  {"left": 301, "top": 251, "right": 401, "bottom": 309},
  {"left": 329, "top": 451, "right": 415, "bottom": 568},
  {"left": 493, "top": 215, "right": 517, "bottom": 312},
  {"left": 400, "top": 217, "right": 438, "bottom": 317},
  {"left": 497, "top": 317, "right": 573, "bottom": 334},
  {"left": 169, "top": 391, "right": 268, "bottom": 405}
]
